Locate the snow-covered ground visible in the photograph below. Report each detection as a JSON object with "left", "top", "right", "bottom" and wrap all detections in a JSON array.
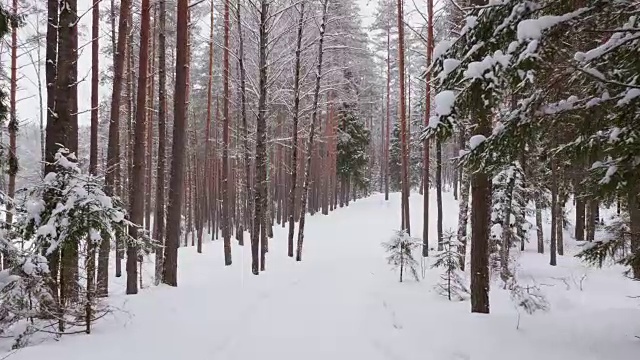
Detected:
[{"left": 3, "top": 192, "right": 640, "bottom": 360}]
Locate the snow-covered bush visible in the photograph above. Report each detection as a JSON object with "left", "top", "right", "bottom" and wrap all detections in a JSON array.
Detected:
[
  {"left": 490, "top": 163, "right": 530, "bottom": 282},
  {"left": 0, "top": 148, "right": 154, "bottom": 347},
  {"left": 382, "top": 230, "right": 420, "bottom": 282},
  {"left": 508, "top": 279, "right": 549, "bottom": 329},
  {"left": 431, "top": 232, "right": 469, "bottom": 301},
  {"left": 577, "top": 212, "right": 638, "bottom": 275}
]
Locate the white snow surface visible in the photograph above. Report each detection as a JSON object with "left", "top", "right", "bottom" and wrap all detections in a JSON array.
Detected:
[
  {"left": 433, "top": 39, "right": 454, "bottom": 59},
  {"left": 469, "top": 134, "right": 487, "bottom": 150},
  {"left": 517, "top": 9, "right": 586, "bottom": 41},
  {"left": 2, "top": 192, "right": 640, "bottom": 360},
  {"left": 434, "top": 90, "right": 456, "bottom": 117}
]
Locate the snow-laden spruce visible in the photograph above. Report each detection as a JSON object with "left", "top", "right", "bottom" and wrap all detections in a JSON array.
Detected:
[
  {"left": 431, "top": 232, "right": 469, "bottom": 301},
  {"left": 424, "top": 0, "right": 640, "bottom": 278},
  {"left": 382, "top": 230, "right": 421, "bottom": 283},
  {"left": 0, "top": 148, "right": 155, "bottom": 347}
]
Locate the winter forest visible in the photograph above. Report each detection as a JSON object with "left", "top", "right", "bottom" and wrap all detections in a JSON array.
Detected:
[{"left": 0, "top": 0, "right": 639, "bottom": 358}]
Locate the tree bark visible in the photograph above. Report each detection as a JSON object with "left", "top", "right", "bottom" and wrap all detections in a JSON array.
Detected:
[
  {"left": 44, "top": 0, "right": 60, "bottom": 299},
  {"left": 6, "top": 0, "right": 18, "bottom": 232},
  {"left": 436, "top": 138, "right": 443, "bottom": 250},
  {"left": 422, "top": 0, "right": 433, "bottom": 257},
  {"left": 126, "top": 0, "right": 152, "bottom": 295},
  {"left": 86, "top": 0, "right": 100, "bottom": 332},
  {"left": 252, "top": 0, "right": 270, "bottom": 275},
  {"left": 154, "top": 0, "right": 167, "bottom": 286},
  {"left": 296, "top": 0, "right": 329, "bottom": 262},
  {"left": 550, "top": 155, "right": 558, "bottom": 266},
  {"left": 535, "top": 193, "right": 544, "bottom": 253},
  {"left": 288, "top": 2, "right": 305, "bottom": 258},
  {"left": 628, "top": 187, "right": 640, "bottom": 279},
  {"left": 99, "top": 0, "right": 130, "bottom": 297},
  {"left": 57, "top": 0, "right": 79, "bottom": 309},
  {"left": 163, "top": 0, "right": 189, "bottom": 286},
  {"left": 221, "top": 0, "right": 233, "bottom": 265},
  {"left": 457, "top": 167, "right": 470, "bottom": 271},
  {"left": 397, "top": 0, "right": 410, "bottom": 234},
  {"left": 469, "top": 0, "right": 490, "bottom": 315},
  {"left": 384, "top": 16, "right": 390, "bottom": 202},
  {"left": 236, "top": 0, "right": 252, "bottom": 248}
]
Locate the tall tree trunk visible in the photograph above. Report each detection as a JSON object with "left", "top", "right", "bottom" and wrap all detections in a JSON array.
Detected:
[
  {"left": 557, "top": 191, "right": 565, "bottom": 256},
  {"left": 384, "top": 18, "right": 390, "bottom": 202},
  {"left": 202, "top": 0, "right": 214, "bottom": 249},
  {"left": 397, "top": 0, "right": 410, "bottom": 234},
  {"left": 154, "top": 0, "right": 167, "bottom": 286},
  {"left": 575, "top": 172, "right": 586, "bottom": 241},
  {"left": 6, "top": 0, "right": 18, "bottom": 232},
  {"left": 145, "top": 14, "right": 156, "bottom": 234},
  {"left": 57, "top": 0, "right": 79, "bottom": 313},
  {"left": 127, "top": 0, "right": 152, "bottom": 295},
  {"left": 163, "top": 0, "right": 189, "bottom": 286},
  {"left": 469, "top": 0, "right": 490, "bottom": 315},
  {"left": 288, "top": 2, "right": 305, "bottom": 258},
  {"left": 222, "top": 0, "right": 232, "bottom": 265},
  {"left": 436, "top": 138, "right": 443, "bottom": 250},
  {"left": 44, "top": 0, "right": 60, "bottom": 299},
  {"left": 236, "top": 0, "right": 253, "bottom": 248},
  {"left": 252, "top": 0, "right": 270, "bottom": 275},
  {"left": 550, "top": 156, "right": 558, "bottom": 266},
  {"left": 422, "top": 0, "right": 433, "bottom": 257},
  {"left": 457, "top": 166, "right": 470, "bottom": 271},
  {"left": 628, "top": 187, "right": 640, "bottom": 280},
  {"left": 99, "top": 0, "right": 130, "bottom": 297},
  {"left": 296, "top": 0, "right": 329, "bottom": 262},
  {"left": 86, "top": 0, "right": 100, "bottom": 333},
  {"left": 535, "top": 193, "right": 544, "bottom": 253}
]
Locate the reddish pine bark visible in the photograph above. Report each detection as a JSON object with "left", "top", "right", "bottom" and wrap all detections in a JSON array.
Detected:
[
  {"left": 154, "top": 0, "right": 167, "bottom": 285},
  {"left": 397, "top": 0, "right": 410, "bottom": 234},
  {"left": 126, "top": 0, "right": 152, "bottom": 295},
  {"left": 86, "top": 0, "right": 100, "bottom": 332},
  {"left": 163, "top": 0, "right": 189, "bottom": 286},
  {"left": 222, "top": 0, "right": 232, "bottom": 265}
]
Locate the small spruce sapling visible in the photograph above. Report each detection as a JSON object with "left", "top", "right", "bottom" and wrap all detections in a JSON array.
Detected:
[
  {"left": 508, "top": 278, "right": 549, "bottom": 329},
  {"left": 431, "top": 231, "right": 469, "bottom": 301},
  {"left": 383, "top": 230, "right": 420, "bottom": 282}
]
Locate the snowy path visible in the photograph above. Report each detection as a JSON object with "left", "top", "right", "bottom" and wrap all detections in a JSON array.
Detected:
[{"left": 6, "top": 193, "right": 640, "bottom": 360}]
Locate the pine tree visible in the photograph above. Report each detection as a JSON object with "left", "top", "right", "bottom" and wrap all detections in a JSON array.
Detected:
[
  {"left": 336, "top": 104, "right": 371, "bottom": 192},
  {"left": 431, "top": 232, "right": 469, "bottom": 301},
  {"left": 383, "top": 230, "right": 420, "bottom": 282}
]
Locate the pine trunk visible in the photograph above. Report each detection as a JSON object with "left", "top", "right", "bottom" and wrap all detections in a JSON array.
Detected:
[
  {"left": 550, "top": 156, "right": 558, "bottom": 266},
  {"left": 6, "top": 0, "right": 17, "bottom": 232},
  {"left": 423, "top": 0, "right": 434, "bottom": 257},
  {"left": 288, "top": 2, "right": 305, "bottom": 258},
  {"left": 457, "top": 168, "right": 470, "bottom": 271},
  {"left": 252, "top": 0, "right": 270, "bottom": 275},
  {"left": 86, "top": 0, "right": 100, "bottom": 331},
  {"left": 535, "top": 193, "right": 544, "bottom": 253},
  {"left": 296, "top": 0, "right": 329, "bottom": 262},
  {"left": 236, "top": 0, "right": 252, "bottom": 247},
  {"left": 163, "top": 0, "right": 189, "bottom": 287},
  {"left": 628, "top": 187, "right": 640, "bottom": 280},
  {"left": 154, "top": 0, "right": 167, "bottom": 285},
  {"left": 436, "top": 138, "right": 443, "bottom": 250},
  {"left": 397, "top": 0, "right": 410, "bottom": 234}
]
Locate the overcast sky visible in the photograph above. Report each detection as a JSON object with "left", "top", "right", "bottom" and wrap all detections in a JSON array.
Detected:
[{"left": 8, "top": 0, "right": 428, "bottom": 128}]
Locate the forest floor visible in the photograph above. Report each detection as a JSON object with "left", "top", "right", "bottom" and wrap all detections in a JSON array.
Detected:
[{"left": 4, "top": 191, "right": 640, "bottom": 360}]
